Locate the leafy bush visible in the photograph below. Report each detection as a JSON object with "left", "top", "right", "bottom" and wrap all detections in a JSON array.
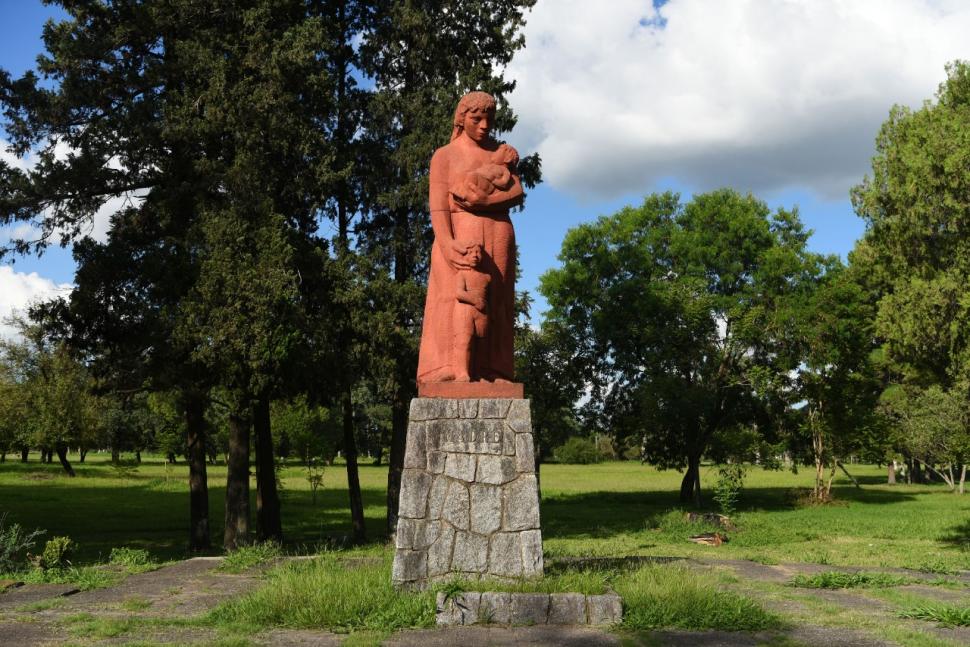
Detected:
[
  {"left": 712, "top": 463, "right": 745, "bottom": 516},
  {"left": 34, "top": 536, "right": 74, "bottom": 571},
  {"left": 553, "top": 437, "right": 602, "bottom": 464},
  {"left": 0, "top": 514, "right": 45, "bottom": 573}
]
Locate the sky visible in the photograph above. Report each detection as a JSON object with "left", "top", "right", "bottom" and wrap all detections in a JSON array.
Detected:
[{"left": 3, "top": 0, "right": 970, "bottom": 336}]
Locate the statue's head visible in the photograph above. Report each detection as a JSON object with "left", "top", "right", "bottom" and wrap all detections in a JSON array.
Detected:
[{"left": 451, "top": 91, "right": 496, "bottom": 142}]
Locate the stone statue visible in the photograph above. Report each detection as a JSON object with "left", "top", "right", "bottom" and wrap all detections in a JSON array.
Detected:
[{"left": 417, "top": 91, "right": 524, "bottom": 397}]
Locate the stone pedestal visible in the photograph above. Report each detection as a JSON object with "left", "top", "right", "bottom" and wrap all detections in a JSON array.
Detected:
[{"left": 392, "top": 398, "right": 543, "bottom": 589}]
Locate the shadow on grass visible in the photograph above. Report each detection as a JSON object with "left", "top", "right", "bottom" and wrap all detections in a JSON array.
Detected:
[
  {"left": 540, "top": 485, "right": 921, "bottom": 541},
  {"left": 0, "top": 459, "right": 391, "bottom": 564},
  {"left": 940, "top": 515, "right": 970, "bottom": 551}
]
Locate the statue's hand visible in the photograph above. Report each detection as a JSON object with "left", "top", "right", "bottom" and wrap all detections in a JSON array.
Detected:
[{"left": 445, "top": 239, "right": 478, "bottom": 270}]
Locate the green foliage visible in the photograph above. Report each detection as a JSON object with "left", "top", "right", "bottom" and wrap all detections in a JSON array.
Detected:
[
  {"left": 272, "top": 397, "right": 337, "bottom": 466},
  {"left": 108, "top": 548, "right": 153, "bottom": 569},
  {"left": 35, "top": 536, "right": 74, "bottom": 571},
  {"left": 553, "top": 437, "right": 602, "bottom": 464},
  {"left": 0, "top": 514, "right": 44, "bottom": 573},
  {"left": 790, "top": 571, "right": 910, "bottom": 589},
  {"left": 616, "top": 564, "right": 782, "bottom": 631},
  {"left": 540, "top": 189, "right": 824, "bottom": 504},
  {"left": 207, "top": 554, "right": 435, "bottom": 632},
  {"left": 218, "top": 542, "right": 283, "bottom": 574},
  {"left": 712, "top": 464, "right": 746, "bottom": 516},
  {"left": 899, "top": 604, "right": 970, "bottom": 627}
]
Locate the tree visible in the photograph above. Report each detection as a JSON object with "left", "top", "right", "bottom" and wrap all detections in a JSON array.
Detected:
[
  {"left": 1, "top": 0, "right": 341, "bottom": 550},
  {"left": 850, "top": 61, "right": 970, "bottom": 490},
  {"left": 540, "top": 190, "right": 822, "bottom": 505},
  {"left": 514, "top": 310, "right": 582, "bottom": 494},
  {"left": 358, "top": 0, "right": 540, "bottom": 534},
  {"left": 791, "top": 264, "right": 880, "bottom": 501}
]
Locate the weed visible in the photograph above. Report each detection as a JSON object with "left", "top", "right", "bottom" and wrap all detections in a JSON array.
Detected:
[
  {"left": 615, "top": 563, "right": 782, "bottom": 631},
  {"left": 899, "top": 604, "right": 970, "bottom": 627},
  {"left": 207, "top": 554, "right": 434, "bottom": 632},
  {"left": 109, "top": 547, "right": 154, "bottom": 568},
  {"left": 790, "top": 571, "right": 910, "bottom": 589},
  {"left": 16, "top": 597, "right": 66, "bottom": 612},
  {"left": 33, "top": 536, "right": 74, "bottom": 571},
  {"left": 219, "top": 542, "right": 283, "bottom": 574},
  {"left": 713, "top": 463, "right": 746, "bottom": 516},
  {"left": 120, "top": 596, "right": 152, "bottom": 611},
  {"left": 0, "top": 513, "right": 45, "bottom": 572}
]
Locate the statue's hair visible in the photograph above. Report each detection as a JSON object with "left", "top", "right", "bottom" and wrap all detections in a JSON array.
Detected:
[{"left": 451, "top": 91, "right": 496, "bottom": 142}]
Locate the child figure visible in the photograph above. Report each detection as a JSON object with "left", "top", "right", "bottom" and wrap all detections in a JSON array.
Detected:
[{"left": 452, "top": 245, "right": 491, "bottom": 382}]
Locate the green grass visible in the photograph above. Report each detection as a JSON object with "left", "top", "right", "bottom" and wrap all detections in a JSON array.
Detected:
[
  {"left": 789, "top": 571, "right": 911, "bottom": 589},
  {"left": 1, "top": 456, "right": 967, "bottom": 572},
  {"left": 218, "top": 542, "right": 283, "bottom": 574},
  {"left": 447, "top": 567, "right": 610, "bottom": 595},
  {"left": 206, "top": 552, "right": 435, "bottom": 632},
  {"left": 8, "top": 565, "right": 121, "bottom": 590},
  {"left": 899, "top": 604, "right": 970, "bottom": 626},
  {"left": 615, "top": 563, "right": 782, "bottom": 631}
]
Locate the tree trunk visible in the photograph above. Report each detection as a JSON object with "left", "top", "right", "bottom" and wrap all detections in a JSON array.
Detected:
[
  {"left": 167, "top": 452, "right": 176, "bottom": 464},
  {"left": 135, "top": 450, "right": 141, "bottom": 464},
  {"left": 887, "top": 461, "right": 896, "bottom": 485},
  {"left": 386, "top": 382, "right": 408, "bottom": 537},
  {"left": 679, "top": 453, "right": 702, "bottom": 507},
  {"left": 1, "top": 450, "right": 5, "bottom": 463},
  {"left": 20, "top": 447, "right": 28, "bottom": 462},
  {"left": 959, "top": 465, "right": 966, "bottom": 494},
  {"left": 343, "top": 390, "right": 366, "bottom": 544},
  {"left": 79, "top": 448, "right": 87, "bottom": 463},
  {"left": 111, "top": 446, "right": 120, "bottom": 464},
  {"left": 185, "top": 391, "right": 211, "bottom": 552},
  {"left": 254, "top": 394, "right": 282, "bottom": 543},
  {"left": 837, "top": 461, "right": 861, "bottom": 489},
  {"left": 224, "top": 407, "right": 251, "bottom": 551},
  {"left": 55, "top": 443, "right": 76, "bottom": 477}
]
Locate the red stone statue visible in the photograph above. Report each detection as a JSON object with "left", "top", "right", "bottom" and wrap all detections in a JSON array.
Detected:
[{"left": 417, "top": 91, "right": 525, "bottom": 398}]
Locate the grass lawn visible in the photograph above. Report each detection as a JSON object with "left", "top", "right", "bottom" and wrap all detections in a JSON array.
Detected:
[{"left": 0, "top": 454, "right": 967, "bottom": 572}]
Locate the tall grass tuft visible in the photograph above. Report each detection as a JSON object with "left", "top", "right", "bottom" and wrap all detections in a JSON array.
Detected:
[
  {"left": 790, "top": 571, "right": 910, "bottom": 589},
  {"left": 899, "top": 604, "right": 970, "bottom": 627},
  {"left": 207, "top": 554, "right": 435, "bottom": 632},
  {"left": 218, "top": 542, "right": 282, "bottom": 574},
  {"left": 615, "top": 564, "right": 781, "bottom": 631}
]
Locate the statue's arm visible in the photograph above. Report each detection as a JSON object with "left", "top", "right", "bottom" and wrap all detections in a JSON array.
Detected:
[
  {"left": 454, "top": 174, "right": 524, "bottom": 211},
  {"left": 430, "top": 148, "right": 476, "bottom": 269}
]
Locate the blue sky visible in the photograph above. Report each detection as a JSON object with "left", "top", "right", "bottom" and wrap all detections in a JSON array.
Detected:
[{"left": 5, "top": 0, "right": 967, "bottom": 331}]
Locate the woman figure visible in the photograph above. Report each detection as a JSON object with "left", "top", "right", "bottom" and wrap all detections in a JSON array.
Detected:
[{"left": 417, "top": 91, "right": 524, "bottom": 386}]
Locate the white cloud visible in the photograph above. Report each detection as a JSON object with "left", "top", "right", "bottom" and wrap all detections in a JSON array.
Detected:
[
  {"left": 0, "top": 265, "right": 72, "bottom": 341},
  {"left": 2, "top": 138, "right": 145, "bottom": 245},
  {"left": 507, "top": 0, "right": 970, "bottom": 200}
]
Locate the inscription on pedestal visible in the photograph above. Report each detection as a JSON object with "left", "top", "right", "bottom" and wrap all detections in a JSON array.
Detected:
[{"left": 393, "top": 398, "right": 544, "bottom": 589}]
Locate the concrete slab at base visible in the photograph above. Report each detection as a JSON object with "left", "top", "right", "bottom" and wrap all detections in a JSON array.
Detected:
[{"left": 436, "top": 592, "right": 623, "bottom": 627}]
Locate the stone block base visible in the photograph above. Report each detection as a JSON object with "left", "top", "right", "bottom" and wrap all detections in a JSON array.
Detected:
[
  {"left": 392, "top": 398, "right": 543, "bottom": 589},
  {"left": 436, "top": 592, "right": 623, "bottom": 626}
]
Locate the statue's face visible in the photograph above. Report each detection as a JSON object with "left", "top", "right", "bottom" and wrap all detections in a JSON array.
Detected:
[{"left": 462, "top": 108, "right": 492, "bottom": 143}]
